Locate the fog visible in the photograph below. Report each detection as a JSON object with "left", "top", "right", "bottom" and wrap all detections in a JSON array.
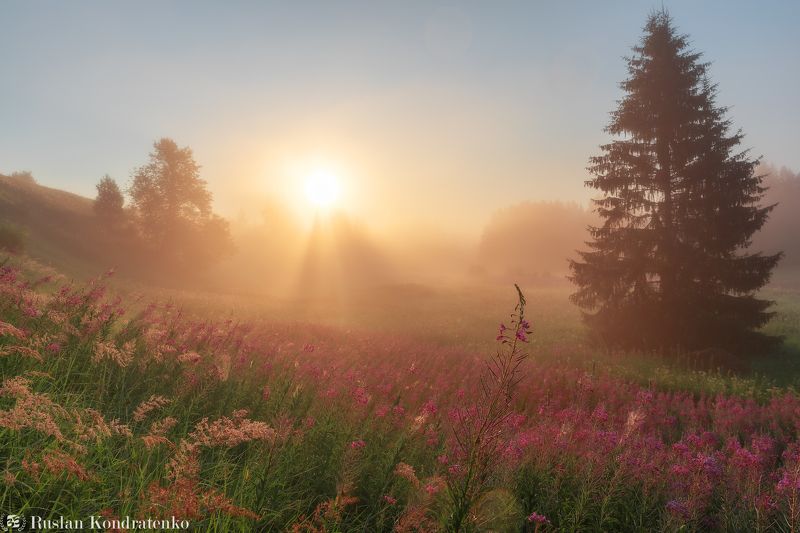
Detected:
[{"left": 206, "top": 163, "right": 800, "bottom": 299}]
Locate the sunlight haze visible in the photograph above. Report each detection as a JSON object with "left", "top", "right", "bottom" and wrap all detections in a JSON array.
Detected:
[{"left": 2, "top": 1, "right": 798, "bottom": 238}]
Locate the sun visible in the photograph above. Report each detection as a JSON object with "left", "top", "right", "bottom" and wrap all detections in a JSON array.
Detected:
[{"left": 304, "top": 170, "right": 340, "bottom": 209}]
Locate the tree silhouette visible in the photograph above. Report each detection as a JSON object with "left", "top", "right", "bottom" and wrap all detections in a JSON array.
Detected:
[
  {"left": 93, "top": 174, "right": 125, "bottom": 224},
  {"left": 128, "top": 138, "right": 232, "bottom": 267},
  {"left": 569, "top": 11, "right": 782, "bottom": 354}
]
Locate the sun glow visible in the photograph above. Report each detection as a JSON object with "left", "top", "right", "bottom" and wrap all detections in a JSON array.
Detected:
[{"left": 304, "top": 170, "right": 340, "bottom": 209}]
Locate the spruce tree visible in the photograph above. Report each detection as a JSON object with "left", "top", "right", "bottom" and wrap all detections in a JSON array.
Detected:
[{"left": 569, "top": 11, "right": 782, "bottom": 353}]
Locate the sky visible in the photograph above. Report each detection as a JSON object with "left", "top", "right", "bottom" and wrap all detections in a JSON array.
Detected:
[{"left": 2, "top": 1, "right": 798, "bottom": 238}]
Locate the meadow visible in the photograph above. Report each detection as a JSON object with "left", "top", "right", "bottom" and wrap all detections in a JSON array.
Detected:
[{"left": 2, "top": 255, "right": 800, "bottom": 532}]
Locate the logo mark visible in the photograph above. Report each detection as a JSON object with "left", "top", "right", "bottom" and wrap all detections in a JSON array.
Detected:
[{"left": 0, "top": 514, "right": 25, "bottom": 532}]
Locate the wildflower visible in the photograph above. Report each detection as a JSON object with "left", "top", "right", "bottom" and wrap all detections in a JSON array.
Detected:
[
  {"left": 592, "top": 405, "right": 608, "bottom": 423},
  {"left": 110, "top": 419, "right": 133, "bottom": 438},
  {"left": 0, "top": 320, "right": 25, "bottom": 339},
  {"left": 46, "top": 342, "right": 61, "bottom": 354},
  {"left": 212, "top": 352, "right": 232, "bottom": 381},
  {"left": 777, "top": 471, "right": 800, "bottom": 493},
  {"left": 177, "top": 351, "right": 202, "bottom": 364},
  {"left": 190, "top": 414, "right": 275, "bottom": 448},
  {"left": 22, "top": 304, "right": 41, "bottom": 318},
  {"left": 496, "top": 323, "right": 507, "bottom": 341},
  {"left": 133, "top": 395, "right": 171, "bottom": 422},
  {"left": 622, "top": 408, "right": 644, "bottom": 439},
  {"left": 424, "top": 476, "right": 446, "bottom": 496},
  {"left": 73, "top": 407, "right": 131, "bottom": 443},
  {"left": 92, "top": 340, "right": 134, "bottom": 367},
  {"left": 0, "top": 376, "right": 67, "bottom": 441},
  {"left": 149, "top": 417, "right": 178, "bottom": 436},
  {"left": 350, "top": 439, "right": 366, "bottom": 450},
  {"left": 666, "top": 499, "right": 690, "bottom": 520},
  {"left": 22, "top": 457, "right": 41, "bottom": 479},
  {"left": 421, "top": 400, "right": 438, "bottom": 417},
  {"left": 394, "top": 462, "right": 420, "bottom": 487},
  {"left": 0, "top": 345, "right": 43, "bottom": 362},
  {"left": 527, "top": 512, "right": 550, "bottom": 525},
  {"left": 448, "top": 463, "right": 464, "bottom": 477},
  {"left": 261, "top": 385, "right": 271, "bottom": 401},
  {"left": 383, "top": 495, "right": 397, "bottom": 505},
  {"left": 757, "top": 493, "right": 777, "bottom": 513},
  {"left": 352, "top": 387, "right": 370, "bottom": 406},
  {"left": 42, "top": 449, "right": 92, "bottom": 481},
  {"left": 142, "top": 435, "right": 174, "bottom": 449}
]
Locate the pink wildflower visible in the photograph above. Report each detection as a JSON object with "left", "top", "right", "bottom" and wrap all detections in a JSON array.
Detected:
[{"left": 527, "top": 512, "right": 550, "bottom": 525}]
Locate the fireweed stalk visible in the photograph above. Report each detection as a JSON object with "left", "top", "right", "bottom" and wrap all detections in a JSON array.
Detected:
[{"left": 445, "top": 284, "right": 533, "bottom": 532}]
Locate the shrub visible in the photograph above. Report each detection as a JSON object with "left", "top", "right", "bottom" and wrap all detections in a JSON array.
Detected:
[{"left": 0, "top": 223, "right": 25, "bottom": 254}]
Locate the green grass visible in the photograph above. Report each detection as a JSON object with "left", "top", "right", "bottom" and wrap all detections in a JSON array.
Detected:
[{"left": 4, "top": 255, "right": 800, "bottom": 531}]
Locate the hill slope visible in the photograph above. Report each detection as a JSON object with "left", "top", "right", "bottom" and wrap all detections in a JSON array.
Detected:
[{"left": 0, "top": 173, "right": 145, "bottom": 278}]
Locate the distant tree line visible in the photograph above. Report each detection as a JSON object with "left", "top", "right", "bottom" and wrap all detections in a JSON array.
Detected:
[
  {"left": 476, "top": 201, "right": 594, "bottom": 282},
  {"left": 93, "top": 138, "right": 233, "bottom": 270},
  {"left": 754, "top": 164, "right": 800, "bottom": 270},
  {"left": 476, "top": 167, "right": 799, "bottom": 285}
]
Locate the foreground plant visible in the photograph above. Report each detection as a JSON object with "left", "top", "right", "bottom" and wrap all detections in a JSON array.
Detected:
[{"left": 444, "top": 284, "right": 533, "bottom": 532}]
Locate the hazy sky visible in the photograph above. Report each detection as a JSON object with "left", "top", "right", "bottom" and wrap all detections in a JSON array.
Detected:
[{"left": 2, "top": 1, "right": 798, "bottom": 237}]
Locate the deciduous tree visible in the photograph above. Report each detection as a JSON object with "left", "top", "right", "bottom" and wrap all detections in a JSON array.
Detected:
[{"left": 128, "top": 138, "right": 233, "bottom": 267}]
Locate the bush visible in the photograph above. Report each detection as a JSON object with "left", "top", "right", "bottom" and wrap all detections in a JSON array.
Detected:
[{"left": 0, "top": 223, "right": 25, "bottom": 254}]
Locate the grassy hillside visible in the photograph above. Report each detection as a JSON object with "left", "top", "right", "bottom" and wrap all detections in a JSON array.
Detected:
[{"left": 0, "top": 173, "right": 135, "bottom": 278}]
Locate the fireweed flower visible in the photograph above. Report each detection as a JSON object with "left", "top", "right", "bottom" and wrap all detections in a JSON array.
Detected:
[
  {"left": 527, "top": 512, "right": 550, "bottom": 524},
  {"left": 496, "top": 323, "right": 507, "bottom": 341},
  {"left": 424, "top": 476, "right": 446, "bottom": 496}
]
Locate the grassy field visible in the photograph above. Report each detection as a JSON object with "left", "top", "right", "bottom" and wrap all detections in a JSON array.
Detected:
[{"left": 3, "top": 255, "right": 800, "bottom": 531}]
